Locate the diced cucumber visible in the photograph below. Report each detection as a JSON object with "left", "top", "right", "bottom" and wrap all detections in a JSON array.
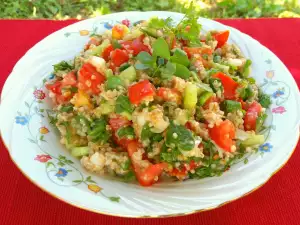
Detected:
[
  {"left": 105, "top": 69, "right": 113, "bottom": 78},
  {"left": 242, "top": 59, "right": 252, "bottom": 77},
  {"left": 184, "top": 83, "right": 198, "bottom": 110},
  {"left": 119, "top": 66, "right": 137, "bottom": 86},
  {"left": 71, "top": 146, "right": 90, "bottom": 157},
  {"left": 106, "top": 76, "right": 123, "bottom": 90},
  {"left": 198, "top": 91, "right": 213, "bottom": 106},
  {"left": 90, "top": 39, "right": 110, "bottom": 56},
  {"left": 242, "top": 135, "right": 265, "bottom": 146},
  {"left": 120, "top": 111, "right": 132, "bottom": 121},
  {"left": 65, "top": 142, "right": 73, "bottom": 150},
  {"left": 140, "top": 27, "right": 159, "bottom": 38}
]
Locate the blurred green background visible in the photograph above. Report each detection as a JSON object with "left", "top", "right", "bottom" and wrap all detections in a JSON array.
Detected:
[{"left": 1, "top": 0, "right": 300, "bottom": 19}]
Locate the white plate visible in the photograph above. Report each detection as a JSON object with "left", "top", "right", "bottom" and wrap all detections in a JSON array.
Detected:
[{"left": 0, "top": 12, "right": 299, "bottom": 218}]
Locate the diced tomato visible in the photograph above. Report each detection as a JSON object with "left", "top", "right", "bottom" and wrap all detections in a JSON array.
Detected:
[
  {"left": 244, "top": 101, "right": 262, "bottom": 131},
  {"left": 46, "top": 73, "right": 77, "bottom": 104},
  {"left": 102, "top": 45, "right": 114, "bottom": 61},
  {"left": 109, "top": 116, "right": 131, "bottom": 131},
  {"left": 166, "top": 35, "right": 176, "bottom": 49},
  {"left": 169, "top": 161, "right": 199, "bottom": 179},
  {"left": 46, "top": 81, "right": 62, "bottom": 94},
  {"left": 120, "top": 40, "right": 132, "bottom": 50},
  {"left": 127, "top": 141, "right": 167, "bottom": 186},
  {"left": 56, "top": 95, "right": 72, "bottom": 104},
  {"left": 157, "top": 87, "right": 182, "bottom": 104},
  {"left": 45, "top": 81, "right": 73, "bottom": 104},
  {"left": 209, "top": 120, "right": 235, "bottom": 152},
  {"left": 238, "top": 99, "right": 249, "bottom": 111},
  {"left": 136, "top": 163, "right": 167, "bottom": 186},
  {"left": 131, "top": 36, "right": 151, "bottom": 56},
  {"left": 128, "top": 80, "right": 156, "bottom": 105},
  {"left": 118, "top": 138, "right": 134, "bottom": 150},
  {"left": 85, "top": 37, "right": 101, "bottom": 50},
  {"left": 110, "top": 116, "right": 133, "bottom": 149},
  {"left": 78, "top": 63, "right": 106, "bottom": 94},
  {"left": 61, "top": 72, "right": 77, "bottom": 87},
  {"left": 183, "top": 47, "right": 213, "bottom": 59},
  {"left": 194, "top": 57, "right": 210, "bottom": 69},
  {"left": 214, "top": 30, "right": 230, "bottom": 49},
  {"left": 111, "top": 49, "right": 129, "bottom": 67},
  {"left": 212, "top": 72, "right": 239, "bottom": 100},
  {"left": 112, "top": 133, "right": 133, "bottom": 150},
  {"left": 122, "top": 36, "right": 150, "bottom": 56}
]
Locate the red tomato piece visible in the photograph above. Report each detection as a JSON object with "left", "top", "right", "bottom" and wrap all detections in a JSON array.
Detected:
[
  {"left": 127, "top": 141, "right": 167, "bottom": 186},
  {"left": 212, "top": 72, "right": 239, "bottom": 100},
  {"left": 45, "top": 81, "right": 73, "bottom": 104},
  {"left": 244, "top": 101, "right": 262, "bottom": 131},
  {"left": 121, "top": 36, "right": 150, "bottom": 56},
  {"left": 166, "top": 36, "right": 176, "bottom": 49},
  {"left": 120, "top": 40, "right": 132, "bottom": 51},
  {"left": 209, "top": 120, "right": 235, "bottom": 152},
  {"left": 169, "top": 160, "right": 199, "bottom": 179},
  {"left": 61, "top": 72, "right": 77, "bottom": 87},
  {"left": 157, "top": 87, "right": 182, "bottom": 104},
  {"left": 85, "top": 37, "right": 101, "bottom": 50},
  {"left": 46, "top": 81, "right": 62, "bottom": 94},
  {"left": 214, "top": 30, "right": 230, "bottom": 49},
  {"left": 111, "top": 49, "right": 129, "bottom": 67},
  {"left": 102, "top": 45, "right": 114, "bottom": 61},
  {"left": 138, "top": 163, "right": 167, "bottom": 186},
  {"left": 128, "top": 80, "right": 156, "bottom": 105},
  {"left": 131, "top": 37, "right": 150, "bottom": 56},
  {"left": 183, "top": 47, "right": 213, "bottom": 59},
  {"left": 78, "top": 63, "right": 106, "bottom": 94},
  {"left": 112, "top": 133, "right": 134, "bottom": 150},
  {"left": 56, "top": 95, "right": 71, "bottom": 104},
  {"left": 109, "top": 116, "right": 131, "bottom": 132},
  {"left": 238, "top": 99, "right": 249, "bottom": 111}
]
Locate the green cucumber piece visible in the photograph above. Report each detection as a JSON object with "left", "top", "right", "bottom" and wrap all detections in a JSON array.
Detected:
[
  {"left": 198, "top": 91, "right": 213, "bottom": 106},
  {"left": 184, "top": 83, "right": 198, "bottom": 110},
  {"left": 119, "top": 66, "right": 137, "bottom": 86},
  {"left": 242, "top": 135, "right": 265, "bottom": 146},
  {"left": 106, "top": 76, "right": 123, "bottom": 90},
  {"left": 90, "top": 39, "right": 110, "bottom": 56},
  {"left": 71, "top": 146, "right": 89, "bottom": 157}
]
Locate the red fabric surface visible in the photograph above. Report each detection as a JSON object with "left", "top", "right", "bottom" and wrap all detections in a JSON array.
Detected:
[{"left": 0, "top": 18, "right": 300, "bottom": 225}]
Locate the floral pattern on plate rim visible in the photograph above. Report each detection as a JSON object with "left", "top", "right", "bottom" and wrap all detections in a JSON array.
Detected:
[{"left": 15, "top": 82, "right": 120, "bottom": 203}]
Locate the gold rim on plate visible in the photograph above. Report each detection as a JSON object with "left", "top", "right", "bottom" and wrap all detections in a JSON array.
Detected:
[{"left": 0, "top": 129, "right": 299, "bottom": 218}]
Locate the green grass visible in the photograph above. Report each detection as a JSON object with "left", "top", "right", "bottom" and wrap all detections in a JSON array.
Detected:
[{"left": 1, "top": 0, "right": 300, "bottom": 19}]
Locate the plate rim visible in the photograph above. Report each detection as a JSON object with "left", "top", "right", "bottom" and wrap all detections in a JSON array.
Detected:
[{"left": 0, "top": 11, "right": 300, "bottom": 218}]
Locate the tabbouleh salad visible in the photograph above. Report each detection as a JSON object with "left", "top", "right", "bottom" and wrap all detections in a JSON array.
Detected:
[{"left": 45, "top": 12, "right": 271, "bottom": 186}]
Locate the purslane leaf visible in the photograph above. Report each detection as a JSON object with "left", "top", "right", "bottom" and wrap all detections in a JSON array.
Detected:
[{"left": 152, "top": 37, "right": 170, "bottom": 59}]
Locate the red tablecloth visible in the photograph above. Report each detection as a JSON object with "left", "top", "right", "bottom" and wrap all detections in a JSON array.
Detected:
[{"left": 0, "top": 18, "right": 300, "bottom": 225}]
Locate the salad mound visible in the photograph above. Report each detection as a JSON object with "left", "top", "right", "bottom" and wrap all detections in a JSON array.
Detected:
[{"left": 45, "top": 13, "right": 271, "bottom": 186}]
